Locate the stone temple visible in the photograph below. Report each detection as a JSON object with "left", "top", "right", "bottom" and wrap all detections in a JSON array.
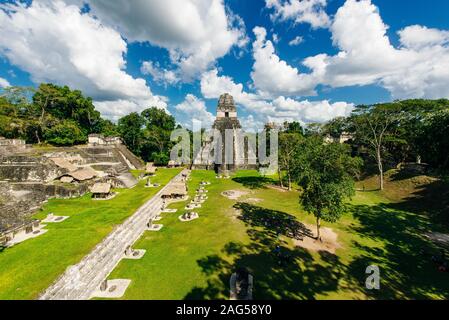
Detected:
[{"left": 193, "top": 93, "right": 257, "bottom": 174}]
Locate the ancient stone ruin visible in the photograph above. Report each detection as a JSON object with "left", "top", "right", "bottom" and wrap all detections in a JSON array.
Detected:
[
  {"left": 0, "top": 135, "right": 144, "bottom": 237},
  {"left": 193, "top": 93, "right": 258, "bottom": 174}
]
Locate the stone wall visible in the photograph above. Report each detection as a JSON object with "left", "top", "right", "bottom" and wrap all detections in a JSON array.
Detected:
[
  {"left": 0, "top": 141, "right": 142, "bottom": 233},
  {"left": 0, "top": 156, "right": 66, "bottom": 182},
  {"left": 11, "top": 182, "right": 90, "bottom": 200},
  {"left": 80, "top": 145, "right": 144, "bottom": 170},
  {"left": 0, "top": 181, "right": 90, "bottom": 232}
]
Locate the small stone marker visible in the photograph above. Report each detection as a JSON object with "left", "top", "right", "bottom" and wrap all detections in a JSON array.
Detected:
[{"left": 100, "top": 280, "right": 108, "bottom": 292}]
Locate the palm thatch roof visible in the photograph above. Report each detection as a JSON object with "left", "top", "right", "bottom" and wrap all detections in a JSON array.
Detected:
[
  {"left": 60, "top": 176, "right": 74, "bottom": 183},
  {"left": 51, "top": 158, "right": 77, "bottom": 172},
  {"left": 167, "top": 160, "right": 177, "bottom": 167},
  {"left": 66, "top": 167, "right": 97, "bottom": 181},
  {"left": 162, "top": 182, "right": 187, "bottom": 196},
  {"left": 91, "top": 183, "right": 111, "bottom": 194},
  {"left": 146, "top": 163, "right": 157, "bottom": 174}
]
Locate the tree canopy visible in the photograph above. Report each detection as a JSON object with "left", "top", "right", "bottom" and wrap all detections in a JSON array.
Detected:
[{"left": 292, "top": 136, "right": 362, "bottom": 239}]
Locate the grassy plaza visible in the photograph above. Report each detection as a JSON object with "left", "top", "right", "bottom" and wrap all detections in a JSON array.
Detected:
[{"left": 2, "top": 169, "right": 446, "bottom": 300}]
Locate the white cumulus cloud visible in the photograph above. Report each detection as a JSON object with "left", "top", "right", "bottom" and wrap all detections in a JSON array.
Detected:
[
  {"left": 75, "top": 0, "right": 248, "bottom": 81},
  {"left": 0, "top": 77, "right": 10, "bottom": 88},
  {"left": 174, "top": 94, "right": 215, "bottom": 128},
  {"left": 266, "top": 0, "right": 330, "bottom": 29},
  {"left": 288, "top": 36, "right": 304, "bottom": 46},
  {"left": 141, "top": 61, "right": 180, "bottom": 86},
  {"left": 323, "top": 0, "right": 449, "bottom": 99},
  {"left": 0, "top": 0, "right": 167, "bottom": 120},
  {"left": 250, "top": 26, "right": 322, "bottom": 97},
  {"left": 254, "top": 0, "right": 449, "bottom": 100},
  {"left": 201, "top": 68, "right": 353, "bottom": 126},
  {"left": 398, "top": 25, "right": 449, "bottom": 49}
]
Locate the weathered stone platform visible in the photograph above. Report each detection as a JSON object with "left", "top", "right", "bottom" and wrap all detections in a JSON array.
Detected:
[
  {"left": 6, "top": 225, "right": 48, "bottom": 247},
  {"left": 123, "top": 249, "right": 146, "bottom": 260},
  {"left": 179, "top": 212, "right": 199, "bottom": 222},
  {"left": 90, "top": 279, "right": 131, "bottom": 299},
  {"left": 42, "top": 214, "right": 69, "bottom": 223}
]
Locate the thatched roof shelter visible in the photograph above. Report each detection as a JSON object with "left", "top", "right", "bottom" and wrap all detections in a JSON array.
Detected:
[
  {"left": 67, "top": 167, "right": 97, "bottom": 181},
  {"left": 51, "top": 158, "right": 77, "bottom": 172},
  {"left": 146, "top": 163, "right": 157, "bottom": 174},
  {"left": 91, "top": 183, "right": 111, "bottom": 194},
  {"left": 162, "top": 182, "right": 187, "bottom": 197},
  {"left": 167, "top": 160, "right": 179, "bottom": 168},
  {"left": 60, "top": 176, "right": 74, "bottom": 183}
]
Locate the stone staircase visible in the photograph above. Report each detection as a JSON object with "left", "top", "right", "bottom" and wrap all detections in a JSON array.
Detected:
[
  {"left": 116, "top": 144, "right": 145, "bottom": 170},
  {"left": 39, "top": 169, "right": 188, "bottom": 300}
]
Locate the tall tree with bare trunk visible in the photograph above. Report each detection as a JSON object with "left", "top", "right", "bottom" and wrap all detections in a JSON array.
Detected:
[
  {"left": 292, "top": 136, "right": 361, "bottom": 240},
  {"left": 350, "top": 104, "right": 401, "bottom": 191}
]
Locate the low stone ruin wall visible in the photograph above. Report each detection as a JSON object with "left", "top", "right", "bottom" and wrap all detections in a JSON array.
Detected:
[
  {"left": 0, "top": 182, "right": 90, "bottom": 232},
  {"left": 0, "top": 156, "right": 66, "bottom": 182},
  {"left": 11, "top": 182, "right": 90, "bottom": 200},
  {"left": 0, "top": 202, "right": 36, "bottom": 233}
]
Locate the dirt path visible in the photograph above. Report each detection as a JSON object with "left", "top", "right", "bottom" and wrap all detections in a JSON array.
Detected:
[
  {"left": 221, "top": 190, "right": 249, "bottom": 200},
  {"left": 293, "top": 225, "right": 342, "bottom": 254}
]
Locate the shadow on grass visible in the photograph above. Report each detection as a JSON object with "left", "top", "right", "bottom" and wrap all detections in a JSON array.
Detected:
[
  {"left": 234, "top": 203, "right": 313, "bottom": 240},
  {"left": 185, "top": 203, "right": 347, "bottom": 300},
  {"left": 388, "top": 179, "right": 449, "bottom": 228},
  {"left": 185, "top": 200, "right": 449, "bottom": 300},
  {"left": 232, "top": 176, "right": 276, "bottom": 189},
  {"left": 347, "top": 203, "right": 449, "bottom": 299}
]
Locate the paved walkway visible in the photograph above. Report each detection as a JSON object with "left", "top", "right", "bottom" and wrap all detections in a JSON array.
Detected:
[{"left": 39, "top": 169, "right": 188, "bottom": 300}]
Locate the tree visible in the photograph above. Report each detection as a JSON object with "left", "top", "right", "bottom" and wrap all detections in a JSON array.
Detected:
[
  {"left": 139, "top": 107, "right": 176, "bottom": 163},
  {"left": 284, "top": 121, "right": 304, "bottom": 135},
  {"left": 395, "top": 99, "right": 449, "bottom": 166},
  {"left": 117, "top": 112, "right": 145, "bottom": 155},
  {"left": 304, "top": 122, "right": 323, "bottom": 137},
  {"left": 292, "top": 136, "right": 361, "bottom": 240},
  {"left": 93, "top": 118, "right": 119, "bottom": 137},
  {"left": 279, "top": 132, "right": 302, "bottom": 190},
  {"left": 43, "top": 120, "right": 85, "bottom": 146},
  {"left": 1, "top": 86, "right": 35, "bottom": 118},
  {"left": 0, "top": 86, "right": 35, "bottom": 141},
  {"left": 32, "top": 84, "right": 101, "bottom": 141},
  {"left": 350, "top": 104, "right": 401, "bottom": 190},
  {"left": 322, "top": 117, "right": 348, "bottom": 139},
  {"left": 418, "top": 110, "right": 449, "bottom": 170},
  {"left": 141, "top": 107, "right": 176, "bottom": 131}
]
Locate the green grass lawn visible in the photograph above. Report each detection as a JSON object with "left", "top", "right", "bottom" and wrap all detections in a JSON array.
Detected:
[
  {"left": 107, "top": 170, "right": 449, "bottom": 300},
  {"left": 0, "top": 168, "right": 182, "bottom": 300},
  {"left": 1, "top": 168, "right": 448, "bottom": 300}
]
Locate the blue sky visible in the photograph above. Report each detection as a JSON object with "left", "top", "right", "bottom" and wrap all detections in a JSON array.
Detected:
[{"left": 1, "top": 0, "right": 449, "bottom": 129}]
